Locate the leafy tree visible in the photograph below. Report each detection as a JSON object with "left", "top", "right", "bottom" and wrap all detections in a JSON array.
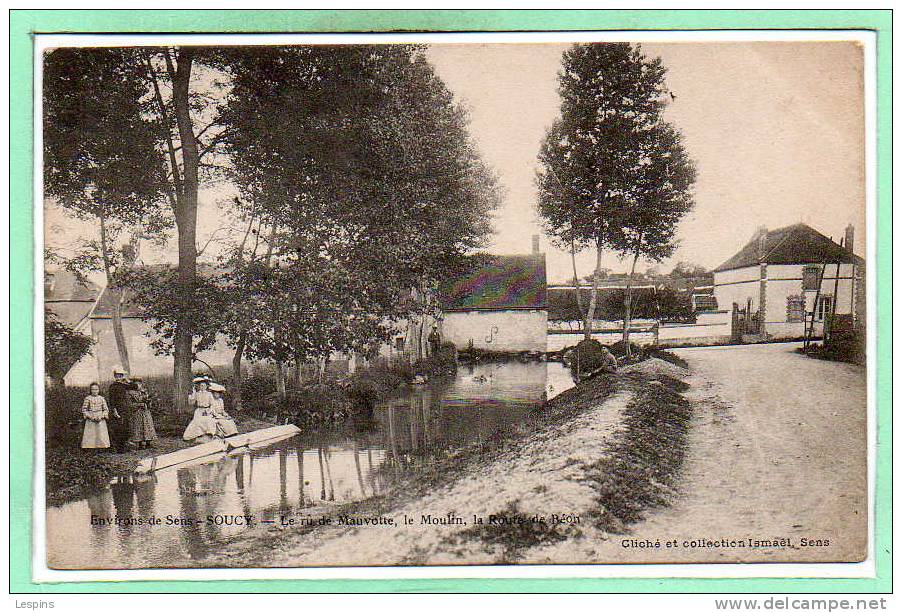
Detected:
[
  {"left": 140, "top": 47, "right": 234, "bottom": 411},
  {"left": 44, "top": 311, "right": 94, "bottom": 388},
  {"left": 538, "top": 43, "right": 695, "bottom": 349},
  {"left": 219, "top": 45, "right": 499, "bottom": 392},
  {"left": 43, "top": 48, "right": 168, "bottom": 374},
  {"left": 669, "top": 261, "right": 708, "bottom": 279},
  {"left": 611, "top": 121, "right": 696, "bottom": 350}
]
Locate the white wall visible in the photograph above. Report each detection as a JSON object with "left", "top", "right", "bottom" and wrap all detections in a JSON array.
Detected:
[
  {"left": 76, "top": 317, "right": 236, "bottom": 384},
  {"left": 765, "top": 263, "right": 857, "bottom": 325},
  {"left": 659, "top": 311, "right": 731, "bottom": 341},
  {"left": 713, "top": 266, "right": 761, "bottom": 314},
  {"left": 442, "top": 310, "right": 547, "bottom": 353}
]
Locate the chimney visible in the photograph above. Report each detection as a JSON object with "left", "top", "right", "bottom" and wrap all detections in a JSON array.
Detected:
[
  {"left": 531, "top": 234, "right": 540, "bottom": 255},
  {"left": 844, "top": 224, "right": 854, "bottom": 252}
]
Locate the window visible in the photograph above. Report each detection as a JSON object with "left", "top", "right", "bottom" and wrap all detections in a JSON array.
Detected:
[
  {"left": 816, "top": 296, "right": 833, "bottom": 321},
  {"left": 786, "top": 295, "right": 806, "bottom": 322},
  {"left": 802, "top": 266, "right": 821, "bottom": 291}
]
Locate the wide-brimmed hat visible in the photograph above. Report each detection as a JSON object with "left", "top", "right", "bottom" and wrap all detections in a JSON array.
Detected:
[
  {"left": 209, "top": 382, "right": 225, "bottom": 393},
  {"left": 112, "top": 365, "right": 126, "bottom": 375},
  {"left": 192, "top": 375, "right": 211, "bottom": 384}
]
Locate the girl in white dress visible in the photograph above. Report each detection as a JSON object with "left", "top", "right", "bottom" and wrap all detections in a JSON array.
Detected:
[
  {"left": 81, "top": 383, "right": 111, "bottom": 449},
  {"left": 209, "top": 382, "right": 238, "bottom": 437}
]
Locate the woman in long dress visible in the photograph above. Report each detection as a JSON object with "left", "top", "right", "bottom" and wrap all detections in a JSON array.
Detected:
[
  {"left": 209, "top": 382, "right": 239, "bottom": 437},
  {"left": 126, "top": 378, "right": 157, "bottom": 449},
  {"left": 183, "top": 378, "right": 218, "bottom": 444}
]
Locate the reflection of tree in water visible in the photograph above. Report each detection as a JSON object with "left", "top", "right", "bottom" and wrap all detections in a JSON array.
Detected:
[
  {"left": 353, "top": 439, "right": 367, "bottom": 498},
  {"left": 278, "top": 447, "right": 288, "bottom": 512},
  {"left": 176, "top": 467, "right": 207, "bottom": 560},
  {"left": 110, "top": 475, "right": 136, "bottom": 561},
  {"left": 85, "top": 488, "right": 113, "bottom": 558},
  {"left": 323, "top": 447, "right": 336, "bottom": 501}
]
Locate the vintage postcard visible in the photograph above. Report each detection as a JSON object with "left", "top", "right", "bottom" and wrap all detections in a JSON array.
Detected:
[{"left": 32, "top": 28, "right": 877, "bottom": 582}]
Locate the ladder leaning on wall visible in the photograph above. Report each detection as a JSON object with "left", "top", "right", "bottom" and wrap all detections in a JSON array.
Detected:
[{"left": 803, "top": 237, "right": 844, "bottom": 349}]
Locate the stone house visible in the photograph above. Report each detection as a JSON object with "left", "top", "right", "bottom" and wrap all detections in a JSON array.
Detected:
[
  {"left": 438, "top": 244, "right": 548, "bottom": 354},
  {"left": 713, "top": 223, "right": 864, "bottom": 340}
]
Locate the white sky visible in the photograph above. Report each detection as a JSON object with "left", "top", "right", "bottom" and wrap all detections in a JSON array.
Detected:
[
  {"left": 44, "top": 41, "right": 866, "bottom": 285},
  {"left": 425, "top": 41, "right": 866, "bottom": 282}
]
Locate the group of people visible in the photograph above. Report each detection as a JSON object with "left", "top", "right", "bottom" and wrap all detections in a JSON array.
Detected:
[
  {"left": 183, "top": 375, "right": 238, "bottom": 444},
  {"left": 79, "top": 369, "right": 241, "bottom": 452},
  {"left": 80, "top": 367, "right": 157, "bottom": 451}
]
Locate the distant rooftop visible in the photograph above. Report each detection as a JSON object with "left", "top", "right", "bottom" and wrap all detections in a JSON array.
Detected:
[{"left": 440, "top": 254, "right": 547, "bottom": 312}]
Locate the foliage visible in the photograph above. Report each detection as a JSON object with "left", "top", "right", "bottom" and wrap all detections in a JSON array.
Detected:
[
  {"left": 42, "top": 48, "right": 169, "bottom": 227},
  {"left": 549, "top": 286, "right": 695, "bottom": 323},
  {"left": 567, "top": 338, "right": 610, "bottom": 374},
  {"left": 44, "top": 312, "right": 94, "bottom": 386},
  {"left": 799, "top": 329, "right": 865, "bottom": 365},
  {"left": 212, "top": 46, "right": 500, "bottom": 367},
  {"left": 118, "top": 265, "right": 232, "bottom": 357},
  {"left": 669, "top": 261, "right": 708, "bottom": 279},
  {"left": 537, "top": 43, "right": 696, "bottom": 351}
]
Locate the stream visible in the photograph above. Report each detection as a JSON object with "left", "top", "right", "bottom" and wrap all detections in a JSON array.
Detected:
[{"left": 45, "top": 360, "right": 575, "bottom": 569}]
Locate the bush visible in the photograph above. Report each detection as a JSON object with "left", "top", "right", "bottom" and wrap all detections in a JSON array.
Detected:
[
  {"left": 45, "top": 385, "right": 87, "bottom": 447},
  {"left": 609, "top": 340, "right": 641, "bottom": 358},
  {"left": 413, "top": 341, "right": 458, "bottom": 378},
  {"left": 568, "top": 338, "right": 609, "bottom": 373},
  {"left": 799, "top": 328, "right": 865, "bottom": 365},
  {"left": 239, "top": 372, "right": 279, "bottom": 414}
]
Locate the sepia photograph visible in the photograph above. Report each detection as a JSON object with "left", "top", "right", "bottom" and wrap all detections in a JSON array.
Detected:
[{"left": 37, "top": 33, "right": 871, "bottom": 573}]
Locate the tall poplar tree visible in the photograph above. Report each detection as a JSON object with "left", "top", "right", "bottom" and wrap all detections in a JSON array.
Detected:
[{"left": 537, "top": 43, "right": 695, "bottom": 348}]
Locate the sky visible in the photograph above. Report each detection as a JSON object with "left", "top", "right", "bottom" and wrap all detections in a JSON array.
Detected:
[
  {"left": 425, "top": 41, "right": 866, "bottom": 282},
  {"left": 44, "top": 41, "right": 866, "bottom": 285}
]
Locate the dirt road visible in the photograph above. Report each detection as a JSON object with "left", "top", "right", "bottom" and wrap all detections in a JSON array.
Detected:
[
  {"left": 208, "top": 343, "right": 868, "bottom": 567},
  {"left": 596, "top": 342, "right": 868, "bottom": 563}
]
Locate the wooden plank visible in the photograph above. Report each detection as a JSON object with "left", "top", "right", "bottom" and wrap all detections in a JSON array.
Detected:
[
  {"left": 134, "top": 439, "right": 226, "bottom": 474},
  {"left": 224, "top": 424, "right": 301, "bottom": 450},
  {"left": 134, "top": 425, "right": 301, "bottom": 474}
]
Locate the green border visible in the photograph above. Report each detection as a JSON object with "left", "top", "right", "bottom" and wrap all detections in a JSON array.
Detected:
[{"left": 10, "top": 9, "right": 892, "bottom": 594}]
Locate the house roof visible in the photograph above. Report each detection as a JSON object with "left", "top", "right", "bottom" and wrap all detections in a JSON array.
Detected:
[
  {"left": 714, "top": 223, "right": 864, "bottom": 273},
  {"left": 440, "top": 254, "right": 547, "bottom": 312},
  {"left": 44, "top": 269, "right": 100, "bottom": 303},
  {"left": 91, "top": 262, "right": 221, "bottom": 319},
  {"left": 44, "top": 270, "right": 101, "bottom": 327}
]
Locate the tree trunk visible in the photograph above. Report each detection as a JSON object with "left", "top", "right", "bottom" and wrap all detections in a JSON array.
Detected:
[
  {"left": 231, "top": 329, "right": 246, "bottom": 411},
  {"left": 622, "top": 252, "right": 641, "bottom": 355},
  {"left": 275, "top": 361, "right": 286, "bottom": 398},
  {"left": 98, "top": 215, "right": 131, "bottom": 374},
  {"left": 570, "top": 237, "right": 585, "bottom": 326},
  {"left": 168, "top": 48, "right": 199, "bottom": 414},
  {"left": 583, "top": 240, "right": 604, "bottom": 341},
  {"left": 292, "top": 354, "right": 302, "bottom": 388}
]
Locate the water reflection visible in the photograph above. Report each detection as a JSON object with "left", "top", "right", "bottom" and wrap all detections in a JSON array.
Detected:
[{"left": 46, "top": 361, "right": 574, "bottom": 569}]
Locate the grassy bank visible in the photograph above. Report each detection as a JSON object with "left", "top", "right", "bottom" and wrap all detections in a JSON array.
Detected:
[
  {"left": 585, "top": 372, "right": 692, "bottom": 533},
  {"left": 45, "top": 412, "right": 274, "bottom": 507},
  {"left": 44, "top": 347, "right": 458, "bottom": 507}
]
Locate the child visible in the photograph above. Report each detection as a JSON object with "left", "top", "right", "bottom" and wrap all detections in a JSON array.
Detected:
[{"left": 81, "top": 383, "right": 111, "bottom": 450}]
